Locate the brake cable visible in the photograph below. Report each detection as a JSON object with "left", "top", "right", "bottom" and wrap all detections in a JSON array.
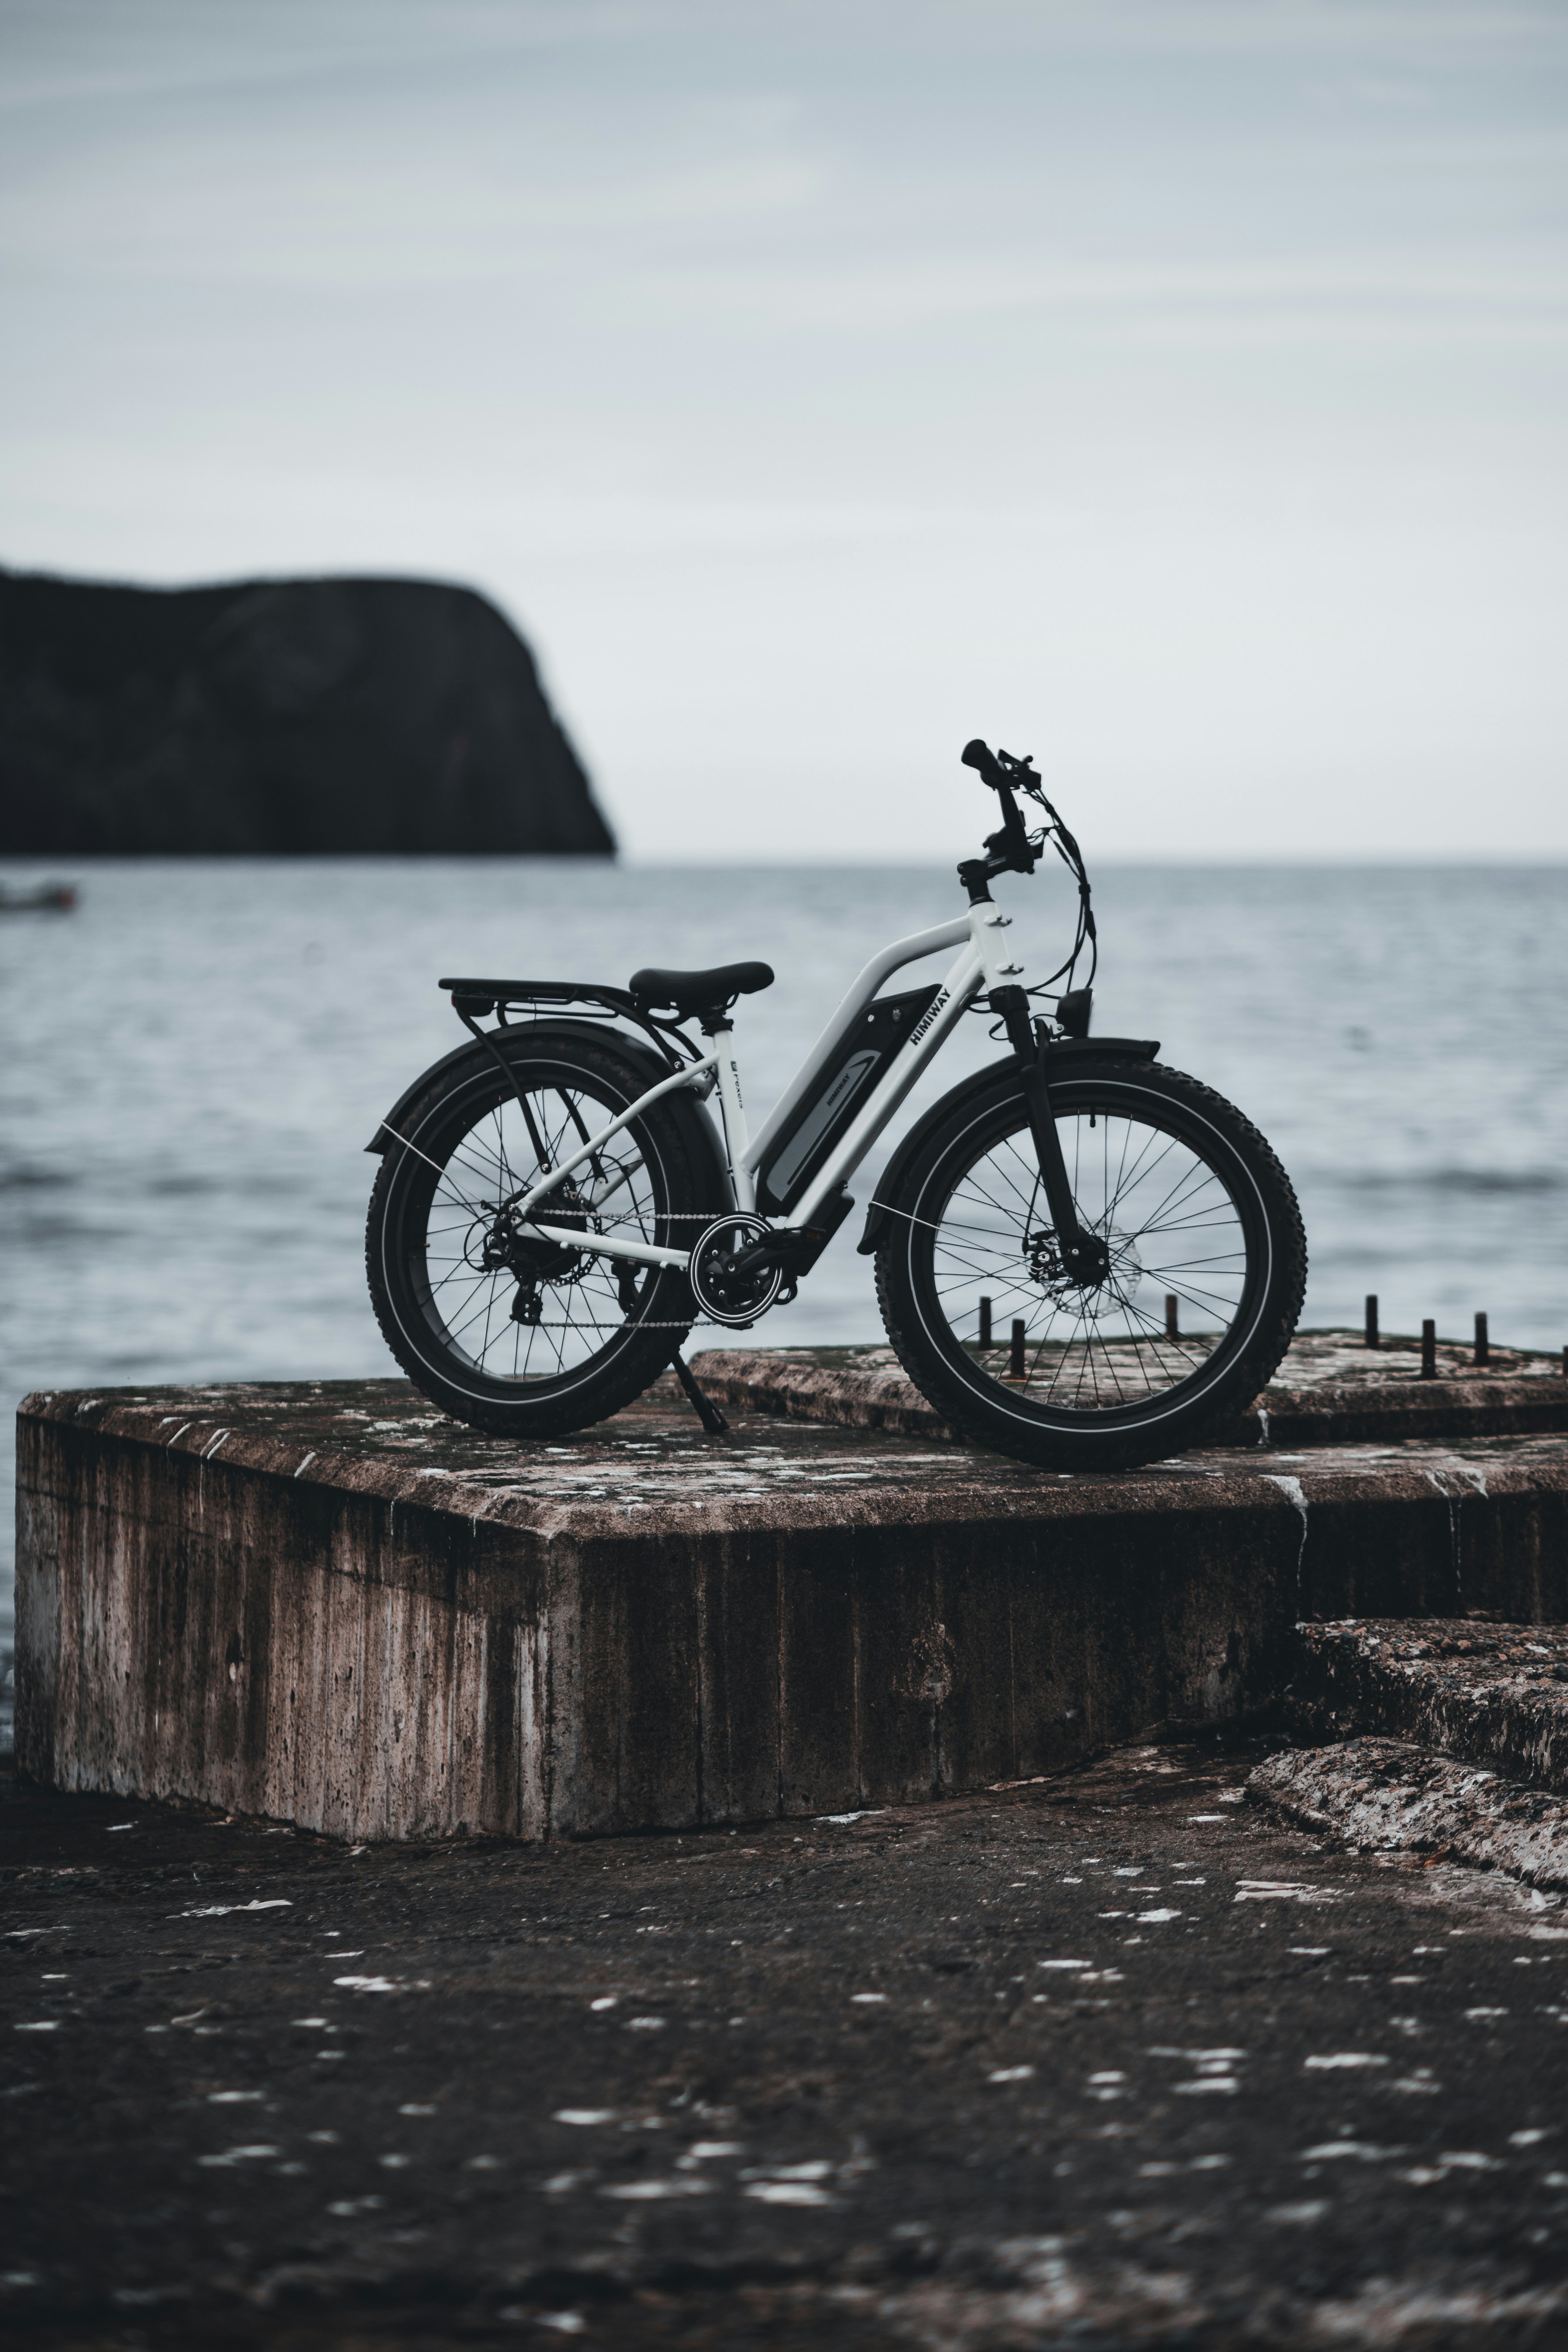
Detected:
[{"left": 965, "top": 748, "right": 1098, "bottom": 1024}]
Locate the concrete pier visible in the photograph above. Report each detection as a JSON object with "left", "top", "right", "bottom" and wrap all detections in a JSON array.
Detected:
[
  {"left": 691, "top": 1328, "right": 1568, "bottom": 1450},
  {"left": 15, "top": 1374, "right": 1568, "bottom": 1843}
]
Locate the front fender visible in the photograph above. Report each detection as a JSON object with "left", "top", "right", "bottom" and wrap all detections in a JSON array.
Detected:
[{"left": 856, "top": 1036, "right": 1160, "bottom": 1255}]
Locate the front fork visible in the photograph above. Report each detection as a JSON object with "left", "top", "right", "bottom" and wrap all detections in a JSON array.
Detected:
[{"left": 992, "top": 986, "right": 1110, "bottom": 1286}]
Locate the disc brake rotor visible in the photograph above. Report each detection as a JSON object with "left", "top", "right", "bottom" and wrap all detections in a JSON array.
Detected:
[{"left": 1024, "top": 1225, "right": 1142, "bottom": 1316}]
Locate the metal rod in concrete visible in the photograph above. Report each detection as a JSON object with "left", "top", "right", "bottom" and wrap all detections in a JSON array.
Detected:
[
  {"left": 1165, "top": 1294, "right": 1180, "bottom": 1340},
  {"left": 979, "top": 1296, "right": 992, "bottom": 1350},
  {"left": 1475, "top": 1312, "right": 1489, "bottom": 1367},
  {"left": 1009, "top": 1319, "right": 1027, "bottom": 1381},
  {"left": 1365, "top": 1294, "right": 1380, "bottom": 1350},
  {"left": 1421, "top": 1320, "right": 1438, "bottom": 1379}
]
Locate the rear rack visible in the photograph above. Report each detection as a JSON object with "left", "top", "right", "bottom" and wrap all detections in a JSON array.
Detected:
[
  {"left": 437, "top": 976, "right": 702, "bottom": 1066},
  {"left": 439, "top": 976, "right": 641, "bottom": 1019}
]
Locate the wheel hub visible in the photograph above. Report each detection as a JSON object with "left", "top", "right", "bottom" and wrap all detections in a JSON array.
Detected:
[
  {"left": 1024, "top": 1225, "right": 1139, "bottom": 1311},
  {"left": 467, "top": 1182, "right": 592, "bottom": 1288}
]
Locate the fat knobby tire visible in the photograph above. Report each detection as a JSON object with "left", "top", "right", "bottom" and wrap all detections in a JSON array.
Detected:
[
  {"left": 874, "top": 1056, "right": 1307, "bottom": 1472},
  {"left": 366, "top": 1034, "right": 705, "bottom": 1439}
]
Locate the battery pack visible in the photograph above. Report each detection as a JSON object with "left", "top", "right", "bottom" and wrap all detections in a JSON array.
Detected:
[{"left": 755, "top": 984, "right": 941, "bottom": 1216}]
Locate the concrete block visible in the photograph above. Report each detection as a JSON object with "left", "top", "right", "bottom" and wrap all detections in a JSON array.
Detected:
[
  {"left": 1250, "top": 1734, "right": 1568, "bottom": 1889},
  {"left": 15, "top": 1380, "right": 1568, "bottom": 1841},
  {"left": 1285, "top": 1618, "right": 1568, "bottom": 1792},
  {"left": 691, "top": 1328, "right": 1568, "bottom": 1450}
]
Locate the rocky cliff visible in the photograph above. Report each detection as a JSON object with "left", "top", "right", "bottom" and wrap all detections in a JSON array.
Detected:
[{"left": 0, "top": 569, "right": 614, "bottom": 855}]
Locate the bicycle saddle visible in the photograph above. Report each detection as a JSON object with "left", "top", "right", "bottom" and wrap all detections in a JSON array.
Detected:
[{"left": 629, "top": 960, "right": 774, "bottom": 1018}]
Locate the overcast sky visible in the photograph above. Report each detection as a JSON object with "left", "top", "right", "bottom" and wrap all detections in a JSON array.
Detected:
[{"left": 2, "top": 0, "right": 1564, "bottom": 859}]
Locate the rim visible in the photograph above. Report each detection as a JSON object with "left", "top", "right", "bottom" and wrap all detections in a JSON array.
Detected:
[
  {"left": 916, "top": 1089, "right": 1264, "bottom": 1423},
  {"left": 397, "top": 1076, "right": 674, "bottom": 1389}
]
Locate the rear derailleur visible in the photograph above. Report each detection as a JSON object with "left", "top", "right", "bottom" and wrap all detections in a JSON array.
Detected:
[{"left": 465, "top": 1183, "right": 594, "bottom": 1324}]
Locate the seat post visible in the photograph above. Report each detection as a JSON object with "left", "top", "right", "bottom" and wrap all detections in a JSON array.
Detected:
[{"left": 706, "top": 1021, "right": 754, "bottom": 1210}]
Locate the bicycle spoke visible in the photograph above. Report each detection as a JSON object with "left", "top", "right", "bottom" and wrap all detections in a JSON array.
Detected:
[
  {"left": 925, "top": 1099, "right": 1249, "bottom": 1416},
  {"left": 403, "top": 1074, "right": 682, "bottom": 1383}
]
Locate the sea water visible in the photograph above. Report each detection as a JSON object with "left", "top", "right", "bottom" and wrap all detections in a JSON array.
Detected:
[{"left": 3, "top": 857, "right": 1566, "bottom": 1672}]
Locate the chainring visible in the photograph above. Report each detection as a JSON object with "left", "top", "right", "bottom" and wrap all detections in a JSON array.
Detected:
[{"left": 689, "top": 1212, "right": 785, "bottom": 1327}]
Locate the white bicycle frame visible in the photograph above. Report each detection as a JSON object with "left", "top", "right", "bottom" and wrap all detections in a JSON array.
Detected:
[{"left": 506, "top": 897, "right": 1033, "bottom": 1273}]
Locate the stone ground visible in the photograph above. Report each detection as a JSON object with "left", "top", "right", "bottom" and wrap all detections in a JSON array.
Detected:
[{"left": 8, "top": 1739, "right": 1568, "bottom": 2351}]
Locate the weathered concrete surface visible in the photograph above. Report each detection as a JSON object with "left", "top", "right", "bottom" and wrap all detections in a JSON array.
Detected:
[
  {"left": 15, "top": 1381, "right": 1568, "bottom": 1843},
  {"left": 691, "top": 1329, "right": 1568, "bottom": 1451},
  {"left": 7, "top": 1739, "right": 1568, "bottom": 2351},
  {"left": 1251, "top": 1736, "right": 1568, "bottom": 1891},
  {"left": 1285, "top": 1619, "right": 1568, "bottom": 1796}
]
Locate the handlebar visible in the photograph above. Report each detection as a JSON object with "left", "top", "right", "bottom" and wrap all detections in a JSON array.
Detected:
[
  {"left": 959, "top": 737, "right": 1035, "bottom": 883},
  {"left": 954, "top": 737, "right": 1099, "bottom": 1013},
  {"left": 960, "top": 737, "right": 1004, "bottom": 789}
]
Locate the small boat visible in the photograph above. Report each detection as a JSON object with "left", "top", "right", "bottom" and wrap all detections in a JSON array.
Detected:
[{"left": 0, "top": 881, "right": 77, "bottom": 913}]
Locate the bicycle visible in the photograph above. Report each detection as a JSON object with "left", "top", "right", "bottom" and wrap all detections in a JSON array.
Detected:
[{"left": 365, "top": 740, "right": 1306, "bottom": 1470}]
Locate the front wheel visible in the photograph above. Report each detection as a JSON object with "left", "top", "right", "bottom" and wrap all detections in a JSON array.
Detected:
[{"left": 874, "top": 1059, "right": 1306, "bottom": 1471}]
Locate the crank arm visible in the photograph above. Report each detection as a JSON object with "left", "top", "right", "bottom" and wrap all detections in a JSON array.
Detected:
[
  {"left": 713, "top": 1191, "right": 857, "bottom": 1288},
  {"left": 991, "top": 987, "right": 1109, "bottom": 1286}
]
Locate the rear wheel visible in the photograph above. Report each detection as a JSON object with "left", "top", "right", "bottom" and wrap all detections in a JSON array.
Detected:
[
  {"left": 875, "top": 1058, "right": 1306, "bottom": 1470},
  {"left": 367, "top": 1036, "right": 705, "bottom": 1437}
]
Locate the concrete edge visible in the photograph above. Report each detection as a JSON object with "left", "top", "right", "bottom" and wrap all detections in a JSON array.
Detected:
[
  {"left": 687, "top": 1351, "right": 1568, "bottom": 1450},
  {"left": 1249, "top": 1735, "right": 1568, "bottom": 1892},
  {"left": 28, "top": 1389, "right": 1568, "bottom": 1553},
  {"left": 1284, "top": 1622, "right": 1568, "bottom": 1796}
]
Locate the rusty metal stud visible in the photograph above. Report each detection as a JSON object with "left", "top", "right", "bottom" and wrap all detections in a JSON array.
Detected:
[
  {"left": 1365, "top": 1294, "right": 1379, "bottom": 1350},
  {"left": 1009, "top": 1319, "right": 1027, "bottom": 1381},
  {"left": 1421, "top": 1320, "right": 1437, "bottom": 1379},
  {"left": 1165, "top": 1294, "right": 1180, "bottom": 1341},
  {"left": 1474, "top": 1312, "right": 1489, "bottom": 1367}
]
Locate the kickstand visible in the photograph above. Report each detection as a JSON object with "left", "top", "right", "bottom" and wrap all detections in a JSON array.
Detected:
[{"left": 671, "top": 1351, "right": 729, "bottom": 1436}]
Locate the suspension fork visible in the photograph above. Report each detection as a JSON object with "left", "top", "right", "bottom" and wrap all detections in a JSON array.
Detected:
[{"left": 991, "top": 987, "right": 1110, "bottom": 1286}]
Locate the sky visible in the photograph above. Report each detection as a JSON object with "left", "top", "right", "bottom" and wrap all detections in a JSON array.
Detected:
[{"left": 1, "top": 0, "right": 1564, "bottom": 860}]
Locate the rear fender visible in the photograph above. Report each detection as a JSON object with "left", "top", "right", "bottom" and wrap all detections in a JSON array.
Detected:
[
  {"left": 856, "top": 1036, "right": 1160, "bottom": 1255},
  {"left": 368, "top": 1019, "right": 732, "bottom": 1216}
]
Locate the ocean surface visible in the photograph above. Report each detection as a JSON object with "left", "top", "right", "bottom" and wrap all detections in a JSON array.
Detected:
[{"left": 4, "top": 856, "right": 1567, "bottom": 1665}]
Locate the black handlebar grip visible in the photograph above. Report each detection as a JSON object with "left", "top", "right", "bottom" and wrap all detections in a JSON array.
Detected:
[{"left": 961, "top": 738, "right": 1004, "bottom": 787}]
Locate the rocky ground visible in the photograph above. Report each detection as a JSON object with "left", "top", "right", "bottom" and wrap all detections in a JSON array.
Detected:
[{"left": 7, "top": 1736, "right": 1568, "bottom": 2351}]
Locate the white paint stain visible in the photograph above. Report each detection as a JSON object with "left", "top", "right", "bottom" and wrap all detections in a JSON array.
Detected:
[
  {"left": 176, "top": 1900, "right": 292, "bottom": 1918},
  {"left": 599, "top": 2179, "right": 711, "bottom": 2200},
  {"left": 1265, "top": 1474, "right": 1310, "bottom": 1587}
]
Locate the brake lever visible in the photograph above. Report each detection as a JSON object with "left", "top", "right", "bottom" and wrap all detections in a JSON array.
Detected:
[{"left": 988, "top": 780, "right": 1036, "bottom": 873}]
